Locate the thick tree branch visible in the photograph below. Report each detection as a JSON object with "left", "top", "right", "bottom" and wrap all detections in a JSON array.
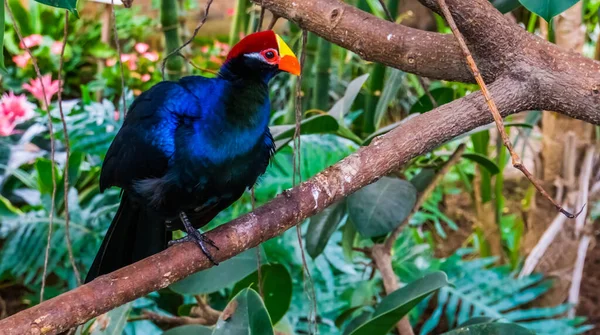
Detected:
[{"left": 2, "top": 0, "right": 600, "bottom": 333}]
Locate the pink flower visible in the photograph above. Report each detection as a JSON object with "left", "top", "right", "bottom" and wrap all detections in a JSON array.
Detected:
[
  {"left": 22, "top": 75, "right": 61, "bottom": 106},
  {"left": 226, "top": 8, "right": 235, "bottom": 16},
  {"left": 142, "top": 51, "right": 159, "bottom": 62},
  {"left": 12, "top": 53, "right": 31, "bottom": 68},
  {"left": 120, "top": 53, "right": 138, "bottom": 71},
  {"left": 201, "top": 46, "right": 209, "bottom": 53},
  {"left": 135, "top": 43, "right": 150, "bottom": 54},
  {"left": 0, "top": 92, "right": 36, "bottom": 136},
  {"left": 51, "top": 41, "right": 64, "bottom": 55},
  {"left": 113, "top": 110, "right": 120, "bottom": 121},
  {"left": 19, "top": 34, "right": 43, "bottom": 49},
  {"left": 106, "top": 58, "right": 117, "bottom": 67},
  {"left": 141, "top": 74, "right": 151, "bottom": 82}
]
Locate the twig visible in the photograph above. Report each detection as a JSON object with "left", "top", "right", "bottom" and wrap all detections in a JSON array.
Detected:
[
  {"left": 575, "top": 147, "right": 595, "bottom": 237},
  {"left": 377, "top": 0, "right": 394, "bottom": 21},
  {"left": 267, "top": 14, "right": 280, "bottom": 30},
  {"left": 436, "top": 0, "right": 578, "bottom": 219},
  {"left": 5, "top": 1, "right": 57, "bottom": 303},
  {"left": 384, "top": 144, "right": 466, "bottom": 253},
  {"left": 568, "top": 234, "right": 592, "bottom": 318},
  {"left": 519, "top": 210, "right": 570, "bottom": 278},
  {"left": 132, "top": 310, "right": 217, "bottom": 327},
  {"left": 257, "top": 5, "right": 266, "bottom": 32},
  {"left": 110, "top": 0, "right": 127, "bottom": 118},
  {"left": 293, "top": 29, "right": 318, "bottom": 335},
  {"left": 251, "top": 188, "right": 263, "bottom": 297},
  {"left": 193, "top": 295, "right": 221, "bottom": 324},
  {"left": 57, "top": 11, "right": 81, "bottom": 286},
  {"left": 160, "top": 0, "right": 214, "bottom": 79}
]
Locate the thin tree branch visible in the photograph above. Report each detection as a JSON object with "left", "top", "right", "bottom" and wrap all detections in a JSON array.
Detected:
[
  {"left": 5, "top": 1, "right": 57, "bottom": 303},
  {"left": 110, "top": 0, "right": 127, "bottom": 118},
  {"left": 435, "top": 0, "right": 577, "bottom": 218},
  {"left": 57, "top": 11, "right": 81, "bottom": 286}
]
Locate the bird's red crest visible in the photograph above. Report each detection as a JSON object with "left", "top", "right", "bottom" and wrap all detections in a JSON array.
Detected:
[{"left": 226, "top": 31, "right": 279, "bottom": 62}]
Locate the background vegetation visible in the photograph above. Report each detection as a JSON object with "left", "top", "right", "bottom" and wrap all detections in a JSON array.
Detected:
[{"left": 0, "top": 0, "right": 599, "bottom": 334}]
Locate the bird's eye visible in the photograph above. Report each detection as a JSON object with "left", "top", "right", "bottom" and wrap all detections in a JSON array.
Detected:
[{"left": 265, "top": 51, "right": 275, "bottom": 59}]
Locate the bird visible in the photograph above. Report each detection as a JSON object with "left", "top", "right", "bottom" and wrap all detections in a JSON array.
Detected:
[{"left": 84, "top": 30, "right": 300, "bottom": 283}]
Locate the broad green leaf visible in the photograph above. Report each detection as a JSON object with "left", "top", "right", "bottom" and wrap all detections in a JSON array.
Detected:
[
  {"left": 410, "top": 87, "right": 454, "bottom": 114},
  {"left": 35, "top": 158, "right": 60, "bottom": 195},
  {"left": 329, "top": 74, "right": 370, "bottom": 120},
  {"left": 349, "top": 272, "right": 449, "bottom": 335},
  {"left": 410, "top": 168, "right": 436, "bottom": 193},
  {"left": 441, "top": 322, "right": 535, "bottom": 335},
  {"left": 33, "top": 0, "right": 79, "bottom": 17},
  {"left": 0, "top": 195, "right": 23, "bottom": 218},
  {"left": 170, "top": 248, "right": 262, "bottom": 294},
  {"left": 458, "top": 317, "right": 497, "bottom": 327},
  {"left": 269, "top": 114, "right": 339, "bottom": 146},
  {"left": 348, "top": 177, "right": 417, "bottom": 238},
  {"left": 7, "top": 0, "right": 32, "bottom": 36},
  {"left": 462, "top": 153, "right": 501, "bottom": 175},
  {"left": 231, "top": 263, "right": 292, "bottom": 324},
  {"left": 489, "top": 0, "right": 522, "bottom": 13},
  {"left": 213, "top": 288, "right": 274, "bottom": 335},
  {"left": 374, "top": 69, "right": 404, "bottom": 129},
  {"left": 87, "top": 302, "right": 132, "bottom": 335},
  {"left": 163, "top": 325, "right": 213, "bottom": 335},
  {"left": 306, "top": 200, "right": 346, "bottom": 258},
  {"left": 342, "top": 219, "right": 357, "bottom": 261},
  {"left": 519, "top": 0, "right": 579, "bottom": 22}
]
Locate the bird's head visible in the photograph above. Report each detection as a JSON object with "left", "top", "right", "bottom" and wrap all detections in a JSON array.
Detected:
[{"left": 221, "top": 30, "right": 301, "bottom": 82}]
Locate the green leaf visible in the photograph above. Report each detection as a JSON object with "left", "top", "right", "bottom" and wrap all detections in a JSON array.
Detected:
[
  {"left": 462, "top": 153, "right": 501, "bottom": 175},
  {"left": 270, "top": 114, "right": 339, "bottom": 143},
  {"left": 329, "top": 74, "right": 370, "bottom": 120},
  {"left": 33, "top": 0, "right": 79, "bottom": 17},
  {"left": 0, "top": 195, "right": 23, "bottom": 218},
  {"left": 489, "top": 0, "right": 522, "bottom": 13},
  {"left": 170, "top": 248, "right": 262, "bottom": 294},
  {"left": 306, "top": 200, "right": 346, "bottom": 258},
  {"left": 374, "top": 69, "right": 405, "bottom": 129},
  {"left": 213, "top": 288, "right": 274, "bottom": 335},
  {"left": 348, "top": 177, "right": 417, "bottom": 238},
  {"left": 231, "top": 264, "right": 292, "bottom": 325},
  {"left": 87, "top": 302, "right": 132, "bottom": 335},
  {"left": 410, "top": 168, "right": 436, "bottom": 193},
  {"left": 518, "top": 0, "right": 579, "bottom": 22},
  {"left": 35, "top": 158, "right": 60, "bottom": 195},
  {"left": 342, "top": 219, "right": 357, "bottom": 261},
  {"left": 458, "top": 317, "right": 498, "bottom": 327},
  {"left": 410, "top": 87, "right": 454, "bottom": 114},
  {"left": 441, "top": 322, "right": 535, "bottom": 335},
  {"left": 163, "top": 325, "right": 213, "bottom": 335},
  {"left": 349, "top": 272, "right": 449, "bottom": 335}
]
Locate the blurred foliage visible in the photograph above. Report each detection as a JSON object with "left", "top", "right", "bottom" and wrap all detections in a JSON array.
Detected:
[{"left": 0, "top": 0, "right": 598, "bottom": 334}]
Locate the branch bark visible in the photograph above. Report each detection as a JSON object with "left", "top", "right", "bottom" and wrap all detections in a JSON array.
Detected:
[{"left": 2, "top": 0, "right": 600, "bottom": 333}]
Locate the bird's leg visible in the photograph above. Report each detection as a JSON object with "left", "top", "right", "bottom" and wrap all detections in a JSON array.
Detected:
[{"left": 168, "top": 211, "right": 219, "bottom": 265}]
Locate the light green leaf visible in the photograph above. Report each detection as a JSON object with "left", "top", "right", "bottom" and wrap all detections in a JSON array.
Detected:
[
  {"left": 349, "top": 272, "right": 449, "bottom": 335},
  {"left": 33, "top": 0, "right": 79, "bottom": 17},
  {"left": 87, "top": 302, "right": 132, "bottom": 335},
  {"left": 441, "top": 322, "right": 535, "bottom": 335},
  {"left": 348, "top": 177, "right": 417, "bottom": 238},
  {"left": 306, "top": 200, "right": 347, "bottom": 258},
  {"left": 518, "top": 0, "right": 579, "bottom": 22},
  {"left": 213, "top": 288, "right": 274, "bottom": 335},
  {"left": 231, "top": 264, "right": 292, "bottom": 325},
  {"left": 374, "top": 69, "right": 404, "bottom": 129},
  {"left": 170, "top": 248, "right": 262, "bottom": 294},
  {"left": 163, "top": 325, "right": 213, "bottom": 335},
  {"left": 329, "top": 74, "right": 370, "bottom": 120},
  {"left": 462, "top": 153, "right": 501, "bottom": 175},
  {"left": 35, "top": 158, "right": 60, "bottom": 195},
  {"left": 0, "top": 195, "right": 23, "bottom": 218}
]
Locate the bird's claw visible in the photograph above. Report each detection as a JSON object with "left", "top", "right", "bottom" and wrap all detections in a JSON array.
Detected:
[{"left": 170, "top": 211, "right": 220, "bottom": 265}]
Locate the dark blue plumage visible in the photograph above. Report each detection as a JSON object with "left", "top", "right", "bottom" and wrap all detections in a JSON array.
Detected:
[{"left": 85, "top": 31, "right": 299, "bottom": 282}]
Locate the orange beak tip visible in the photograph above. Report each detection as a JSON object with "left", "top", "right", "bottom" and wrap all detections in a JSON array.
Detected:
[{"left": 279, "top": 55, "right": 301, "bottom": 76}]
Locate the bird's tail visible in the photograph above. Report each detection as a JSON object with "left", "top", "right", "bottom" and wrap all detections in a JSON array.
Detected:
[{"left": 85, "top": 192, "right": 171, "bottom": 283}]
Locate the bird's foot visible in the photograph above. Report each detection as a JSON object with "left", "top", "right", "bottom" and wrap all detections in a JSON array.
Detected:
[{"left": 168, "top": 212, "right": 220, "bottom": 265}]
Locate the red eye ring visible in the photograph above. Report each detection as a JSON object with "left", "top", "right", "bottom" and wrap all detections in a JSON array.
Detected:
[{"left": 260, "top": 48, "right": 279, "bottom": 64}]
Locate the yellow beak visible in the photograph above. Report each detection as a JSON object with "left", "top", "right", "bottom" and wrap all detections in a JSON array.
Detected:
[{"left": 276, "top": 34, "right": 301, "bottom": 76}]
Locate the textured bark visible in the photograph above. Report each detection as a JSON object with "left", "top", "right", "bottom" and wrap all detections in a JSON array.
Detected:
[{"left": 1, "top": 0, "right": 600, "bottom": 333}]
